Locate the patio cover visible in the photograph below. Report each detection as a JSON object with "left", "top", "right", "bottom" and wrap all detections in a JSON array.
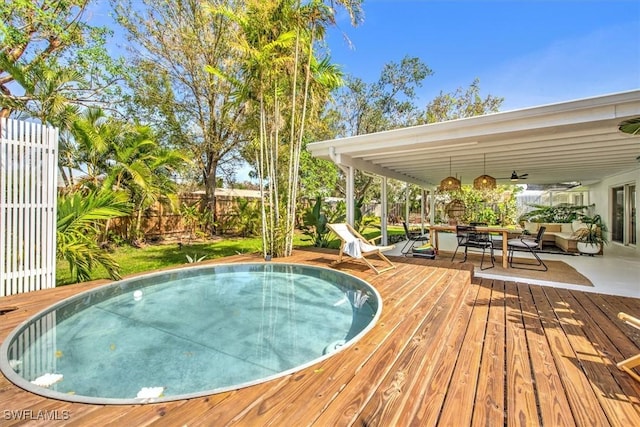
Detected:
[{"left": 307, "top": 90, "right": 640, "bottom": 189}]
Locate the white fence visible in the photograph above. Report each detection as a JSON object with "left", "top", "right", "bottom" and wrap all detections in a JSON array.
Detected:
[{"left": 1, "top": 118, "right": 59, "bottom": 296}]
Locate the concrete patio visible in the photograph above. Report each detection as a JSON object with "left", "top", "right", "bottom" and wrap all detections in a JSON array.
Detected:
[{"left": 393, "top": 233, "right": 639, "bottom": 298}]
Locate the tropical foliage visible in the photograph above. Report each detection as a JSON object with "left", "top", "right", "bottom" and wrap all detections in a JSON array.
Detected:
[
  {"left": 0, "top": 0, "right": 120, "bottom": 118},
  {"left": 4, "top": 0, "right": 513, "bottom": 282},
  {"left": 438, "top": 185, "right": 520, "bottom": 226},
  {"left": 574, "top": 214, "right": 608, "bottom": 245},
  {"left": 301, "top": 196, "right": 345, "bottom": 247},
  {"left": 228, "top": 198, "right": 262, "bottom": 237},
  {"left": 56, "top": 190, "right": 130, "bottom": 283},
  {"left": 519, "top": 203, "right": 591, "bottom": 223}
]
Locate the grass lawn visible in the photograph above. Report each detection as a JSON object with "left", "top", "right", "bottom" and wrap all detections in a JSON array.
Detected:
[{"left": 56, "top": 227, "right": 406, "bottom": 286}]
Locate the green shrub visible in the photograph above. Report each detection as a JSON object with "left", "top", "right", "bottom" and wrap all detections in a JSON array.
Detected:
[
  {"left": 301, "top": 196, "right": 345, "bottom": 247},
  {"left": 519, "top": 203, "right": 591, "bottom": 223}
]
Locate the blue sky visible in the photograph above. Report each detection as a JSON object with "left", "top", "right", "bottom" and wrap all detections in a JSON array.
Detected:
[{"left": 326, "top": 0, "right": 640, "bottom": 110}]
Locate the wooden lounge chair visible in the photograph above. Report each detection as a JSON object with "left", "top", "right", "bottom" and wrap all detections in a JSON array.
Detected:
[
  {"left": 617, "top": 312, "right": 640, "bottom": 383},
  {"left": 327, "top": 223, "right": 396, "bottom": 274}
]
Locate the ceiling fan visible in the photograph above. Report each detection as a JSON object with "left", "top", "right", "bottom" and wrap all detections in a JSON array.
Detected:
[{"left": 498, "top": 171, "right": 529, "bottom": 181}]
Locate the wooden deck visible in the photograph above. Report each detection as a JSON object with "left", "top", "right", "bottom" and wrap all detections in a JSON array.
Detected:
[{"left": 1, "top": 248, "right": 639, "bottom": 426}]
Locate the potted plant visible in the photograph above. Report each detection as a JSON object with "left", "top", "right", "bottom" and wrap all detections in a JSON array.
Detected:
[{"left": 574, "top": 214, "right": 608, "bottom": 255}]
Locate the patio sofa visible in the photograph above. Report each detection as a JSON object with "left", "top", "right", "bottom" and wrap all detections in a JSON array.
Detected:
[{"left": 521, "top": 221, "right": 586, "bottom": 253}]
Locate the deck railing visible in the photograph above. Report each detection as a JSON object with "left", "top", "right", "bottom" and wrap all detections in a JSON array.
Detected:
[{"left": 1, "top": 118, "right": 58, "bottom": 296}]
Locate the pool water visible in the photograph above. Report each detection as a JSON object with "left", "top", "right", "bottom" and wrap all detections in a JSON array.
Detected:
[{"left": 0, "top": 263, "right": 381, "bottom": 404}]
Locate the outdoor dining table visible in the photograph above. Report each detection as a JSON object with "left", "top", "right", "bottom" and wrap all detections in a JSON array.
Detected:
[{"left": 428, "top": 224, "right": 522, "bottom": 269}]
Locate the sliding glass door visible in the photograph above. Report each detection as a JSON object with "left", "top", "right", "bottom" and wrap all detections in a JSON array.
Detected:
[
  {"left": 611, "top": 184, "right": 636, "bottom": 246},
  {"left": 631, "top": 185, "right": 636, "bottom": 245}
]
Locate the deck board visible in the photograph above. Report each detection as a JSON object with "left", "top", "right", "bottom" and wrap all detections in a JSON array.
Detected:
[
  {"left": 408, "top": 282, "right": 483, "bottom": 427},
  {"left": 518, "top": 282, "right": 577, "bottom": 427},
  {"left": 351, "top": 269, "right": 469, "bottom": 426},
  {"left": 472, "top": 279, "right": 506, "bottom": 427},
  {"left": 531, "top": 285, "right": 613, "bottom": 426},
  {"left": 437, "top": 275, "right": 490, "bottom": 426},
  {"left": 0, "top": 248, "right": 638, "bottom": 426}
]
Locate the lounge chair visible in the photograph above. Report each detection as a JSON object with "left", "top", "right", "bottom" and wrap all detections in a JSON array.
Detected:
[
  {"left": 617, "top": 312, "right": 640, "bottom": 383},
  {"left": 327, "top": 223, "right": 396, "bottom": 274}
]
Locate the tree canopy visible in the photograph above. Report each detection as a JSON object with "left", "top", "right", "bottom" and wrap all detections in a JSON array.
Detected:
[
  {"left": 2, "top": 0, "right": 511, "bottom": 277},
  {"left": 328, "top": 58, "right": 504, "bottom": 205},
  {"left": 0, "top": 0, "right": 119, "bottom": 119}
]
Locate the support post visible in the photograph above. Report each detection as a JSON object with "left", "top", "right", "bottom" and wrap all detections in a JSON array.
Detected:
[
  {"left": 346, "top": 165, "right": 355, "bottom": 226},
  {"left": 421, "top": 189, "right": 426, "bottom": 234},
  {"left": 429, "top": 187, "right": 437, "bottom": 225},
  {"left": 381, "top": 177, "right": 388, "bottom": 245},
  {"left": 405, "top": 183, "right": 410, "bottom": 225}
]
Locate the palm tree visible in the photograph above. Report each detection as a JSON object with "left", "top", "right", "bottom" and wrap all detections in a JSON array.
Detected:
[
  {"left": 70, "top": 107, "right": 115, "bottom": 186},
  {"left": 102, "top": 124, "right": 189, "bottom": 241},
  {"left": 217, "top": 0, "right": 356, "bottom": 258},
  {"left": 49, "top": 104, "right": 81, "bottom": 188},
  {"left": 57, "top": 189, "right": 131, "bottom": 283}
]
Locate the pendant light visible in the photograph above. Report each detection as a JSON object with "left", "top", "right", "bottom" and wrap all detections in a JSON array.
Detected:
[
  {"left": 473, "top": 154, "right": 496, "bottom": 190},
  {"left": 439, "top": 157, "right": 461, "bottom": 191}
]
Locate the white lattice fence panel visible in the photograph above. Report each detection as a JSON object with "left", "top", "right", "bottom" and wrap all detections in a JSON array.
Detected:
[{"left": 1, "top": 118, "right": 58, "bottom": 296}]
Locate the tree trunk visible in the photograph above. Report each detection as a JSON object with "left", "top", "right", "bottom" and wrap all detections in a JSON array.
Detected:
[
  {"left": 58, "top": 166, "right": 70, "bottom": 188},
  {"left": 0, "top": 84, "right": 13, "bottom": 119},
  {"left": 204, "top": 162, "right": 218, "bottom": 235}
]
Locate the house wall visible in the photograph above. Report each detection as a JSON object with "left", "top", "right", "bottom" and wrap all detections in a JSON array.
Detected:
[{"left": 589, "top": 166, "right": 640, "bottom": 258}]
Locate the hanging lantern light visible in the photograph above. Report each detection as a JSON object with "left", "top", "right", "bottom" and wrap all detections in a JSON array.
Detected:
[
  {"left": 439, "top": 157, "right": 461, "bottom": 191},
  {"left": 473, "top": 154, "right": 496, "bottom": 190}
]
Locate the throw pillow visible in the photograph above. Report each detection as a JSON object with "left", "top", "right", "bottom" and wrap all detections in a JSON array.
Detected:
[{"left": 524, "top": 221, "right": 538, "bottom": 233}]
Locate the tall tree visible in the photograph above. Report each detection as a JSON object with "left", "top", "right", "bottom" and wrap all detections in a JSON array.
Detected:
[
  {"left": 330, "top": 64, "right": 504, "bottom": 213},
  {"left": 335, "top": 56, "right": 433, "bottom": 137},
  {"left": 226, "top": 0, "right": 361, "bottom": 257},
  {"left": 0, "top": 0, "right": 118, "bottom": 119},
  {"left": 113, "top": 0, "right": 249, "bottom": 229},
  {"left": 423, "top": 78, "right": 503, "bottom": 123},
  {"left": 331, "top": 56, "right": 432, "bottom": 201}
]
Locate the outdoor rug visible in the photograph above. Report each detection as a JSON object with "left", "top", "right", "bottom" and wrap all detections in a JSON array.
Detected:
[{"left": 420, "top": 251, "right": 593, "bottom": 286}]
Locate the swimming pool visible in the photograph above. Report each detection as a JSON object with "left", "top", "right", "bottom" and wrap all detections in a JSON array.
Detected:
[{"left": 0, "top": 263, "right": 381, "bottom": 404}]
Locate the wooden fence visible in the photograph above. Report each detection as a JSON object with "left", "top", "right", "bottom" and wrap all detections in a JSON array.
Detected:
[
  {"left": 0, "top": 118, "right": 58, "bottom": 296},
  {"left": 109, "top": 193, "right": 260, "bottom": 240}
]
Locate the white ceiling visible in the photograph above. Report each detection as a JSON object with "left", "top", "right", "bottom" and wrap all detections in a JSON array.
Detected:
[{"left": 308, "top": 90, "right": 640, "bottom": 188}]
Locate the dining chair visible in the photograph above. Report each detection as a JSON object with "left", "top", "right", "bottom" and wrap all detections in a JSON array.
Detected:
[
  {"left": 400, "top": 222, "right": 430, "bottom": 255},
  {"left": 451, "top": 225, "right": 495, "bottom": 270},
  {"left": 507, "top": 226, "right": 548, "bottom": 271}
]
